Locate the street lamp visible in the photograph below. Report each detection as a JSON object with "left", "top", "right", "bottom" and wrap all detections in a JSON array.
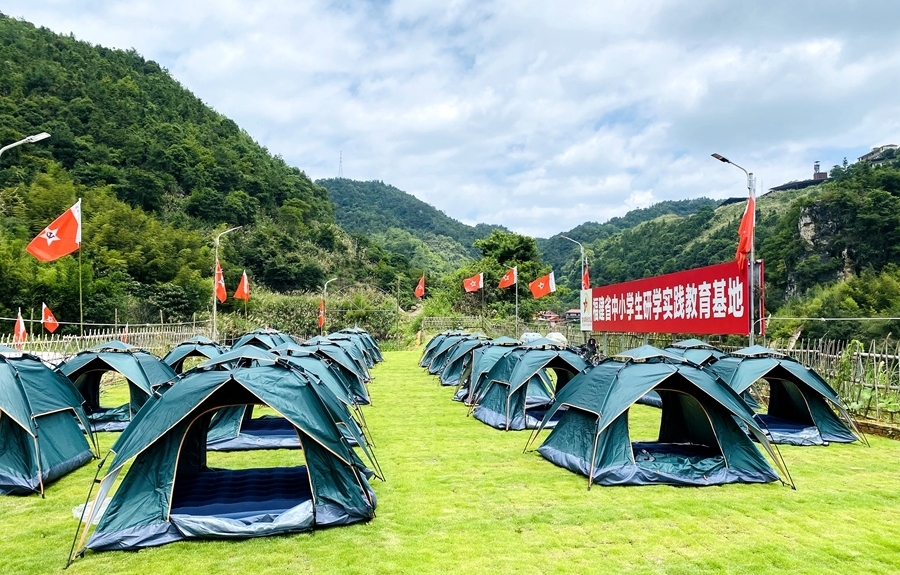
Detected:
[
  {"left": 560, "top": 235, "right": 586, "bottom": 289},
  {"left": 321, "top": 277, "right": 338, "bottom": 335},
  {"left": 712, "top": 153, "right": 756, "bottom": 345},
  {"left": 0, "top": 132, "right": 51, "bottom": 160},
  {"left": 212, "top": 225, "right": 242, "bottom": 342}
]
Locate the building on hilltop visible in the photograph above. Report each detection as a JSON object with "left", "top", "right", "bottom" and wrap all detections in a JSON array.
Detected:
[
  {"left": 769, "top": 161, "right": 830, "bottom": 192},
  {"left": 857, "top": 144, "right": 898, "bottom": 166}
]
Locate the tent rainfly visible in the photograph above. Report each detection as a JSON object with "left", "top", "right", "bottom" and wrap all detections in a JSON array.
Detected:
[
  {"left": 526, "top": 345, "right": 791, "bottom": 488},
  {"left": 199, "top": 347, "right": 371, "bottom": 451},
  {"left": 0, "top": 347, "right": 96, "bottom": 495},
  {"left": 707, "top": 345, "right": 863, "bottom": 446},
  {"left": 71, "top": 360, "right": 378, "bottom": 557},
  {"left": 470, "top": 341, "right": 589, "bottom": 430},
  {"left": 452, "top": 341, "right": 519, "bottom": 404},
  {"left": 230, "top": 328, "right": 295, "bottom": 351},
  {"left": 420, "top": 331, "right": 468, "bottom": 368},
  {"left": 339, "top": 327, "right": 383, "bottom": 364},
  {"left": 162, "top": 336, "right": 226, "bottom": 373},
  {"left": 58, "top": 341, "right": 177, "bottom": 432}
]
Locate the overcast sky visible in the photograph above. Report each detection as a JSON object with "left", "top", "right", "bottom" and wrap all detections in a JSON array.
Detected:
[{"left": 6, "top": 1, "right": 900, "bottom": 237}]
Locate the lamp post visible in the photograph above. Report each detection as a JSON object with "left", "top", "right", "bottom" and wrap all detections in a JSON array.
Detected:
[
  {"left": 0, "top": 132, "right": 51, "bottom": 160},
  {"left": 712, "top": 153, "right": 756, "bottom": 345},
  {"left": 321, "top": 277, "right": 338, "bottom": 335},
  {"left": 212, "top": 225, "right": 242, "bottom": 342},
  {"left": 560, "top": 235, "right": 585, "bottom": 288}
]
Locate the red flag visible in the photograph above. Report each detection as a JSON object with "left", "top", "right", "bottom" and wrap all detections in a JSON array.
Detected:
[
  {"left": 41, "top": 303, "right": 59, "bottom": 333},
  {"left": 529, "top": 272, "right": 556, "bottom": 299},
  {"left": 735, "top": 194, "right": 755, "bottom": 270},
  {"left": 234, "top": 270, "right": 250, "bottom": 301},
  {"left": 317, "top": 298, "right": 325, "bottom": 328},
  {"left": 414, "top": 274, "right": 425, "bottom": 299},
  {"left": 25, "top": 199, "right": 82, "bottom": 262},
  {"left": 13, "top": 309, "right": 26, "bottom": 348},
  {"left": 498, "top": 267, "right": 517, "bottom": 289},
  {"left": 582, "top": 262, "right": 590, "bottom": 290},
  {"left": 463, "top": 272, "right": 483, "bottom": 293},
  {"left": 214, "top": 260, "right": 227, "bottom": 303}
]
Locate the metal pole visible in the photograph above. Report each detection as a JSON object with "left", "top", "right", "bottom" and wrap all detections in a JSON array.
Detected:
[
  {"left": 561, "top": 235, "right": 587, "bottom": 338},
  {"left": 322, "top": 277, "right": 338, "bottom": 335},
  {"left": 212, "top": 226, "right": 241, "bottom": 342},
  {"left": 712, "top": 153, "right": 755, "bottom": 346}
]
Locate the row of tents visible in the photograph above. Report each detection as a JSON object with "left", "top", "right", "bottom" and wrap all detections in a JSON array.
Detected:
[
  {"left": 421, "top": 331, "right": 864, "bottom": 488},
  {"left": 0, "top": 327, "right": 384, "bottom": 558}
]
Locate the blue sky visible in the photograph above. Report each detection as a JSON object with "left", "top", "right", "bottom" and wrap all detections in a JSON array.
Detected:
[{"left": 5, "top": 1, "right": 900, "bottom": 237}]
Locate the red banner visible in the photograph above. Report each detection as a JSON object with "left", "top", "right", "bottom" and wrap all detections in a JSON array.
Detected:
[{"left": 581, "top": 261, "right": 753, "bottom": 335}]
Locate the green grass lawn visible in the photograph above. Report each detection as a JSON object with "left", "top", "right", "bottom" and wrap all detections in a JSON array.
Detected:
[{"left": 3, "top": 350, "right": 900, "bottom": 574}]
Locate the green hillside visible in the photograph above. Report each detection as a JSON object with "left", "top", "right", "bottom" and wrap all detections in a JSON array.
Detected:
[
  {"left": 318, "top": 178, "right": 507, "bottom": 274},
  {"left": 0, "top": 15, "right": 417, "bottom": 330}
]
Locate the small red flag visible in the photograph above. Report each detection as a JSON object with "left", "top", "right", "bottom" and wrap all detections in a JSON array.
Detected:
[
  {"left": 498, "top": 267, "right": 517, "bottom": 289},
  {"left": 582, "top": 263, "right": 590, "bottom": 290},
  {"left": 463, "top": 272, "right": 483, "bottom": 293},
  {"left": 529, "top": 272, "right": 556, "bottom": 299},
  {"left": 414, "top": 274, "right": 425, "bottom": 299},
  {"left": 317, "top": 298, "right": 325, "bottom": 328},
  {"left": 13, "top": 309, "right": 27, "bottom": 348},
  {"left": 234, "top": 270, "right": 250, "bottom": 301},
  {"left": 41, "top": 303, "right": 59, "bottom": 333},
  {"left": 26, "top": 200, "right": 82, "bottom": 262},
  {"left": 735, "top": 195, "right": 755, "bottom": 270},
  {"left": 214, "top": 260, "right": 227, "bottom": 303}
]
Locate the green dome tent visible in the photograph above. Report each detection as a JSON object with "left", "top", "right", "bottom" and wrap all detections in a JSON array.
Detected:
[
  {"left": 0, "top": 347, "right": 96, "bottom": 495},
  {"left": 162, "top": 335, "right": 226, "bottom": 374},
  {"left": 337, "top": 327, "right": 384, "bottom": 364},
  {"left": 470, "top": 341, "right": 589, "bottom": 431},
  {"left": 452, "top": 339, "right": 519, "bottom": 404},
  {"left": 420, "top": 330, "right": 469, "bottom": 368},
  {"left": 527, "top": 345, "right": 791, "bottom": 488},
  {"left": 231, "top": 328, "right": 295, "bottom": 350},
  {"left": 707, "top": 345, "right": 862, "bottom": 446},
  {"left": 58, "top": 341, "right": 177, "bottom": 432},
  {"left": 72, "top": 360, "right": 378, "bottom": 556},
  {"left": 201, "top": 346, "right": 372, "bottom": 451}
]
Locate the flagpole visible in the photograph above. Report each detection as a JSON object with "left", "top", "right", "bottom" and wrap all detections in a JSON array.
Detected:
[
  {"left": 514, "top": 275, "right": 519, "bottom": 337},
  {"left": 78, "top": 248, "right": 84, "bottom": 337},
  {"left": 712, "top": 153, "right": 755, "bottom": 346}
]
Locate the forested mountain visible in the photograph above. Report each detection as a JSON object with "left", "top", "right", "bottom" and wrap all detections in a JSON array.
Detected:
[
  {"left": 0, "top": 15, "right": 418, "bottom": 329},
  {"left": 318, "top": 178, "right": 507, "bottom": 274},
  {"left": 539, "top": 198, "right": 719, "bottom": 279}
]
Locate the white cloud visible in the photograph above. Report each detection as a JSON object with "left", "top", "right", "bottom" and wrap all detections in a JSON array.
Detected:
[{"left": 6, "top": 0, "right": 900, "bottom": 237}]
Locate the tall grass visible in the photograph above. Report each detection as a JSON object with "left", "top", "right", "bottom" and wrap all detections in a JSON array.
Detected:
[{"left": 1, "top": 350, "right": 899, "bottom": 574}]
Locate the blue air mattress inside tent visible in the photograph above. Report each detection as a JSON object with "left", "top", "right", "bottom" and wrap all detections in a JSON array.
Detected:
[
  {"left": 170, "top": 466, "right": 312, "bottom": 520},
  {"left": 753, "top": 413, "right": 825, "bottom": 446}
]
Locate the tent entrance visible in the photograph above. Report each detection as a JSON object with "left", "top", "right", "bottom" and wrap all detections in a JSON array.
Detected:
[
  {"left": 168, "top": 401, "right": 316, "bottom": 538},
  {"left": 77, "top": 371, "right": 142, "bottom": 432}
]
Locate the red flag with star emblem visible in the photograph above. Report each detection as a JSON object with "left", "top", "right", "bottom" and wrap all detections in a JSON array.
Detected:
[
  {"left": 41, "top": 303, "right": 59, "bottom": 333},
  {"left": 463, "top": 272, "right": 483, "bottom": 293},
  {"left": 215, "top": 260, "right": 227, "bottom": 303},
  {"left": 498, "top": 267, "right": 517, "bottom": 289},
  {"left": 582, "top": 263, "right": 590, "bottom": 290},
  {"left": 529, "top": 271, "right": 556, "bottom": 299},
  {"left": 25, "top": 200, "right": 82, "bottom": 262}
]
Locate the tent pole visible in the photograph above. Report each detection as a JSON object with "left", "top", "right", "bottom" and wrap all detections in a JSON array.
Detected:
[
  {"left": 587, "top": 418, "right": 602, "bottom": 491},
  {"left": 68, "top": 453, "right": 108, "bottom": 566}
]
